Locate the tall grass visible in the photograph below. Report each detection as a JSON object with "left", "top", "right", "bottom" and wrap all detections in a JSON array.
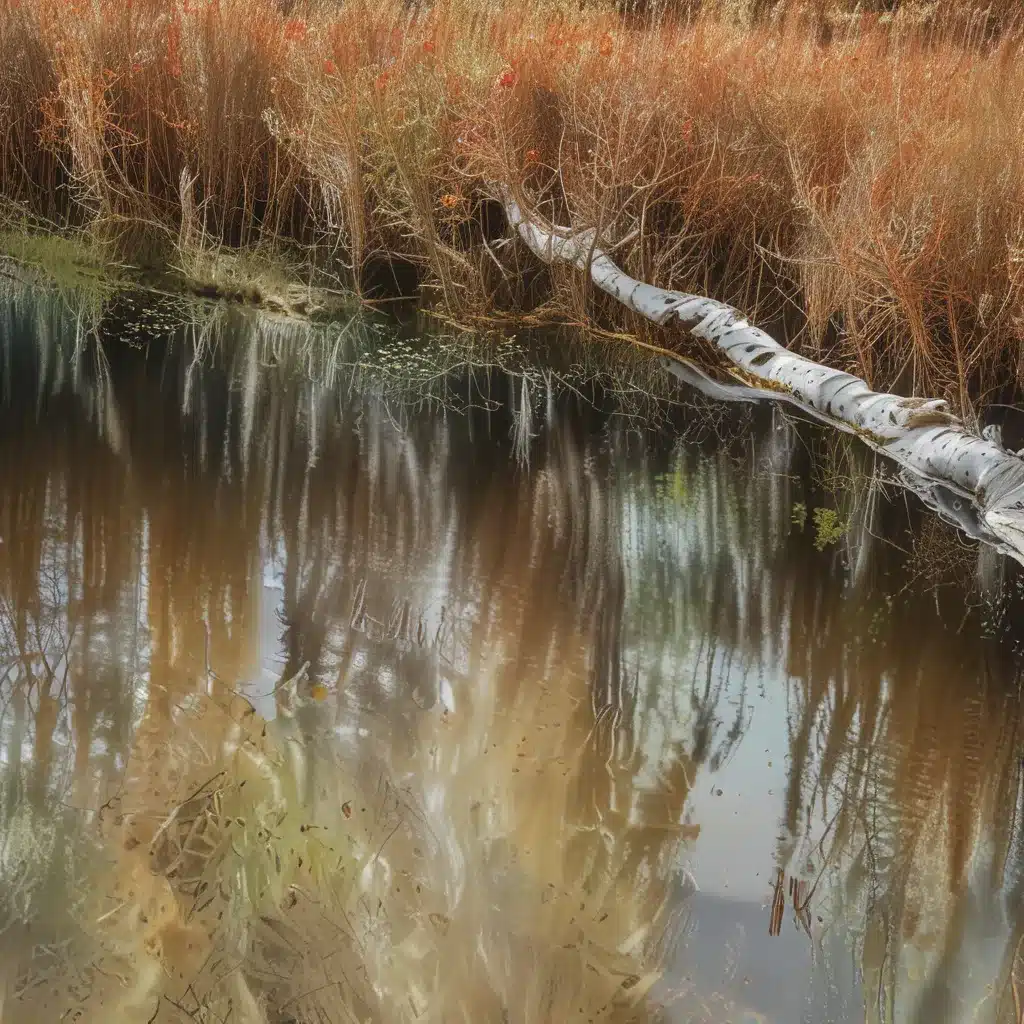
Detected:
[{"left": 3, "top": 0, "right": 1024, "bottom": 406}]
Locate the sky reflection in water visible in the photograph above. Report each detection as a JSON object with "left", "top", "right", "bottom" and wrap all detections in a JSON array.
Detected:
[{"left": 0, "top": 289, "right": 1022, "bottom": 1023}]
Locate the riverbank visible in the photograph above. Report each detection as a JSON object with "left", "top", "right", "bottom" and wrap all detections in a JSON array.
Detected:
[{"left": 3, "top": 0, "right": 1023, "bottom": 412}]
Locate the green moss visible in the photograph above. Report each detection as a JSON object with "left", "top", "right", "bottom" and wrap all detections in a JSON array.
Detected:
[
  {"left": 0, "top": 223, "right": 358, "bottom": 324},
  {"left": 0, "top": 226, "right": 126, "bottom": 299},
  {"left": 812, "top": 505, "right": 848, "bottom": 550},
  {"left": 791, "top": 501, "right": 848, "bottom": 549}
]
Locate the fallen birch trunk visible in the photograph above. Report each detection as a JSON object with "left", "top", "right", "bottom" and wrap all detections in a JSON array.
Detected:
[{"left": 502, "top": 193, "right": 1024, "bottom": 565}]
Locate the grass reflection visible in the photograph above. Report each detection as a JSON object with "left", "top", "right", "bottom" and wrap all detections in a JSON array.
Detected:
[{"left": 0, "top": 286, "right": 1023, "bottom": 1021}]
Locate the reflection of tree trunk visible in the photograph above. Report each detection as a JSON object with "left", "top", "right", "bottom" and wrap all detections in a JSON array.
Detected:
[
  {"left": 591, "top": 562, "right": 626, "bottom": 725},
  {"left": 908, "top": 882, "right": 970, "bottom": 1024},
  {"left": 126, "top": 548, "right": 177, "bottom": 851},
  {"left": 29, "top": 685, "right": 57, "bottom": 808},
  {"left": 71, "top": 634, "right": 98, "bottom": 807},
  {"left": 5, "top": 476, "right": 45, "bottom": 639},
  {"left": 782, "top": 702, "right": 814, "bottom": 839},
  {"left": 992, "top": 772, "right": 1024, "bottom": 1021},
  {"left": 2, "top": 685, "right": 27, "bottom": 829},
  {"left": 861, "top": 895, "right": 896, "bottom": 1024},
  {"left": 279, "top": 516, "right": 333, "bottom": 691}
]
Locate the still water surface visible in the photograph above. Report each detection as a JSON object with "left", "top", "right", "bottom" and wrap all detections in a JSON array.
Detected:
[{"left": 1, "top": 288, "right": 1023, "bottom": 1023}]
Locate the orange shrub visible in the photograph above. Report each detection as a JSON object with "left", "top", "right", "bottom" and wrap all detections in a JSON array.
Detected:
[{"left": 2, "top": 0, "right": 1024, "bottom": 408}]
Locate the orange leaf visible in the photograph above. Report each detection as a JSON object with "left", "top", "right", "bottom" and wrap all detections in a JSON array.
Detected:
[{"left": 283, "top": 18, "right": 306, "bottom": 42}]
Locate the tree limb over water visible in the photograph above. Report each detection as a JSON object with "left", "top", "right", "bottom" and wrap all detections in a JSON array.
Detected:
[{"left": 501, "top": 190, "right": 1024, "bottom": 567}]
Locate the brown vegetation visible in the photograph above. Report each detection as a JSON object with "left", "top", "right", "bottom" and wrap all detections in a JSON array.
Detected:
[{"left": 3, "top": 0, "right": 1024, "bottom": 403}]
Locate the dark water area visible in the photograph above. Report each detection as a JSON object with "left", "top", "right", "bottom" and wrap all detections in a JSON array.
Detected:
[{"left": 2, "top": 286, "right": 1024, "bottom": 1024}]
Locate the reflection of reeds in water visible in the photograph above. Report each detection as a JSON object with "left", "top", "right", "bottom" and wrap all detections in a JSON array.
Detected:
[
  {"left": 653, "top": 413, "right": 1024, "bottom": 1021},
  {"left": 4, "top": 286, "right": 1024, "bottom": 1021},
  {"left": 0, "top": 288, "right": 697, "bottom": 1022}
]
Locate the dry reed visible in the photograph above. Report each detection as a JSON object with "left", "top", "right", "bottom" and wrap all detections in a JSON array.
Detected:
[{"left": 2, "top": 0, "right": 1024, "bottom": 410}]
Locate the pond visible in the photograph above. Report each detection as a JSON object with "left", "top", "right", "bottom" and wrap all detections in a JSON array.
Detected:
[{"left": 1, "top": 284, "right": 1023, "bottom": 1024}]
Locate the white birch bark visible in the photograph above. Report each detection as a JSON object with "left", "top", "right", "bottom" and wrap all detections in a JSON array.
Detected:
[{"left": 502, "top": 195, "right": 1024, "bottom": 565}]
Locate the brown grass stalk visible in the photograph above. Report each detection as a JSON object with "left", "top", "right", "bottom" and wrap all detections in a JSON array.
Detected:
[{"left": 3, "top": 0, "right": 1024, "bottom": 410}]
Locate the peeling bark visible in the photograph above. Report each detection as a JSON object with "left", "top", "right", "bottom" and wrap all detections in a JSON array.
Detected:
[{"left": 502, "top": 193, "right": 1024, "bottom": 565}]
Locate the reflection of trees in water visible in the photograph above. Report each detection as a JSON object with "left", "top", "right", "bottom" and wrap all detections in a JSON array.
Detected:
[
  {"left": 3, "top": 286, "right": 1024, "bottom": 1020},
  {"left": 0, "top": 291, "right": 700, "bottom": 1021},
  {"left": 650, "top": 409, "right": 1024, "bottom": 1022}
]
